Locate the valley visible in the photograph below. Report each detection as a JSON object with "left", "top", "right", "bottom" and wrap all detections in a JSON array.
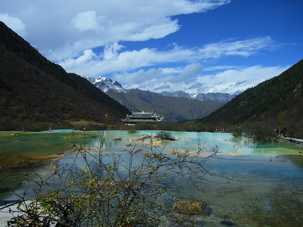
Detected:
[{"left": 0, "top": 3, "right": 303, "bottom": 226}]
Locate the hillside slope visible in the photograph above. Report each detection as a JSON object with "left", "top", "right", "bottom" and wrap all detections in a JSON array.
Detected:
[
  {"left": 200, "top": 59, "right": 303, "bottom": 136},
  {"left": 0, "top": 22, "right": 130, "bottom": 130},
  {"left": 107, "top": 88, "right": 222, "bottom": 122}
]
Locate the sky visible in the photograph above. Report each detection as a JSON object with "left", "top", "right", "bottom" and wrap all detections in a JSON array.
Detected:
[{"left": 1, "top": 0, "right": 302, "bottom": 95}]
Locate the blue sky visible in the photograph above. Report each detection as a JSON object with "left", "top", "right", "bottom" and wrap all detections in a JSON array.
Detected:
[{"left": 1, "top": 0, "right": 302, "bottom": 94}]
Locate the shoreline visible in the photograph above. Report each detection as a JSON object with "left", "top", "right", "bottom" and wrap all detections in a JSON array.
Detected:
[
  {"left": 0, "top": 151, "right": 66, "bottom": 171},
  {"left": 0, "top": 150, "right": 72, "bottom": 201},
  {"left": 280, "top": 136, "right": 303, "bottom": 146}
]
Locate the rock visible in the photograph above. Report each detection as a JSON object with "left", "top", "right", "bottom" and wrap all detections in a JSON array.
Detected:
[
  {"left": 51, "top": 163, "right": 59, "bottom": 174},
  {"left": 169, "top": 149, "right": 178, "bottom": 155}
]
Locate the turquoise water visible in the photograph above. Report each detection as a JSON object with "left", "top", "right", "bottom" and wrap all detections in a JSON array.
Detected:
[{"left": 1, "top": 130, "right": 303, "bottom": 226}]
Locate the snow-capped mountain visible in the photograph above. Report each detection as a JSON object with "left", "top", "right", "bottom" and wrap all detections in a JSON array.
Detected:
[
  {"left": 83, "top": 76, "right": 235, "bottom": 103},
  {"left": 84, "top": 76, "right": 125, "bottom": 92},
  {"left": 194, "top": 92, "right": 236, "bottom": 103},
  {"left": 160, "top": 90, "right": 193, "bottom": 99},
  {"left": 160, "top": 90, "right": 235, "bottom": 103},
  {"left": 82, "top": 76, "right": 95, "bottom": 84},
  {"left": 82, "top": 76, "right": 235, "bottom": 121}
]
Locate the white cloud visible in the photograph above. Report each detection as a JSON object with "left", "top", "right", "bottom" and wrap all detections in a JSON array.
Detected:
[
  {"left": 0, "top": 13, "right": 26, "bottom": 36},
  {"left": 103, "top": 43, "right": 124, "bottom": 60},
  {"left": 195, "top": 65, "right": 287, "bottom": 94},
  {"left": 59, "top": 36, "right": 274, "bottom": 77},
  {"left": 113, "top": 68, "right": 165, "bottom": 86},
  {"left": 72, "top": 11, "right": 102, "bottom": 32},
  {"left": 199, "top": 36, "right": 273, "bottom": 58},
  {"left": 0, "top": 0, "right": 230, "bottom": 61},
  {"left": 59, "top": 43, "right": 193, "bottom": 76},
  {"left": 176, "top": 63, "right": 203, "bottom": 83},
  {"left": 126, "top": 18, "right": 180, "bottom": 41},
  {"left": 61, "top": 49, "right": 96, "bottom": 69},
  {"left": 113, "top": 65, "right": 288, "bottom": 94},
  {"left": 0, "top": 0, "right": 287, "bottom": 95}
]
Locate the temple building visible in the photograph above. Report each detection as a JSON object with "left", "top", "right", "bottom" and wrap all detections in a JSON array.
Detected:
[{"left": 122, "top": 111, "right": 164, "bottom": 124}]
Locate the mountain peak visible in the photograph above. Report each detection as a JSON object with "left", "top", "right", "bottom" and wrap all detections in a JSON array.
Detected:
[
  {"left": 95, "top": 76, "right": 113, "bottom": 83},
  {"left": 84, "top": 76, "right": 125, "bottom": 92}
]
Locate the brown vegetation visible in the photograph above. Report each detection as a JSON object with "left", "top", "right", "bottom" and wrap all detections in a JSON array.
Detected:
[{"left": 173, "top": 200, "right": 205, "bottom": 215}]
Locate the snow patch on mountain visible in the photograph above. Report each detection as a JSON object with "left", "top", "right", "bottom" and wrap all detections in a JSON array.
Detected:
[
  {"left": 84, "top": 76, "right": 235, "bottom": 103},
  {"left": 84, "top": 76, "right": 126, "bottom": 92},
  {"left": 160, "top": 90, "right": 235, "bottom": 103}
]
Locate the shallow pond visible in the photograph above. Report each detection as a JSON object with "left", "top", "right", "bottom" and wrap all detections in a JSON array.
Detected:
[{"left": 1, "top": 130, "right": 303, "bottom": 226}]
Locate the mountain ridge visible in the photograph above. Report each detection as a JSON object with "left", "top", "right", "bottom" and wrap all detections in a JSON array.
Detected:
[
  {"left": 200, "top": 59, "right": 303, "bottom": 137},
  {"left": 88, "top": 75, "right": 235, "bottom": 103},
  {"left": 105, "top": 88, "right": 223, "bottom": 122},
  {"left": 84, "top": 76, "right": 233, "bottom": 121},
  {"left": 0, "top": 21, "right": 130, "bottom": 130}
]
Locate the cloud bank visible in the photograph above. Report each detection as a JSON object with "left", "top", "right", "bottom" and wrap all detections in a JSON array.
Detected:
[
  {"left": 0, "top": 0, "right": 230, "bottom": 61},
  {"left": 113, "top": 64, "right": 287, "bottom": 95},
  {"left": 59, "top": 36, "right": 273, "bottom": 75},
  {"left": 58, "top": 36, "right": 283, "bottom": 94},
  {"left": 0, "top": 0, "right": 287, "bottom": 94}
]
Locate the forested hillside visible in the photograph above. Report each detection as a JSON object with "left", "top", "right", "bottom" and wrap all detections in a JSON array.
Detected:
[
  {"left": 0, "top": 22, "right": 130, "bottom": 130},
  {"left": 200, "top": 59, "right": 303, "bottom": 137},
  {"left": 106, "top": 88, "right": 222, "bottom": 122}
]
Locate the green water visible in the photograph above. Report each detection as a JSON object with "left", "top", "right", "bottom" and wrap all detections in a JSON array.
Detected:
[
  {"left": 1, "top": 130, "right": 303, "bottom": 226},
  {"left": 0, "top": 130, "right": 102, "bottom": 200},
  {"left": 1, "top": 130, "right": 301, "bottom": 161},
  {"left": 0, "top": 130, "right": 102, "bottom": 166}
]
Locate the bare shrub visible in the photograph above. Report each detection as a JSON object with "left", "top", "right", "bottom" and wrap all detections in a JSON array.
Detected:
[{"left": 8, "top": 133, "right": 219, "bottom": 226}]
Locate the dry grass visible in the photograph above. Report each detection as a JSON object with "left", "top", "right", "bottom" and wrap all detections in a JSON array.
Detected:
[{"left": 172, "top": 200, "right": 204, "bottom": 215}]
